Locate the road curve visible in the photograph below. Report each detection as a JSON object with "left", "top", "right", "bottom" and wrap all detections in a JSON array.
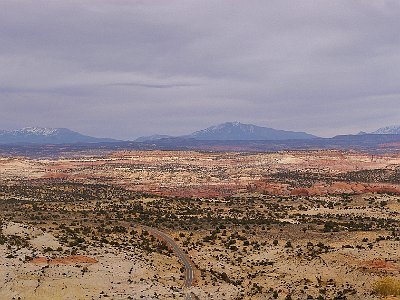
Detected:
[{"left": 142, "top": 226, "right": 197, "bottom": 299}]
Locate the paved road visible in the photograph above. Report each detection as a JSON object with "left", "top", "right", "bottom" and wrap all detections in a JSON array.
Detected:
[{"left": 142, "top": 226, "right": 197, "bottom": 299}]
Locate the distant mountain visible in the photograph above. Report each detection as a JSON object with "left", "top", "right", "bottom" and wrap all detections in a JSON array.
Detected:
[
  {"left": 371, "top": 125, "right": 400, "bottom": 135},
  {"left": 184, "top": 122, "right": 317, "bottom": 140},
  {"left": 135, "top": 134, "right": 172, "bottom": 142},
  {"left": 4, "top": 132, "right": 400, "bottom": 158},
  {"left": 0, "top": 127, "right": 117, "bottom": 144}
]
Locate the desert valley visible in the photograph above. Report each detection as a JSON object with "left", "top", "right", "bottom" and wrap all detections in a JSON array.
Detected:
[
  {"left": 2, "top": 1, "right": 400, "bottom": 299},
  {"left": 1, "top": 149, "right": 400, "bottom": 299}
]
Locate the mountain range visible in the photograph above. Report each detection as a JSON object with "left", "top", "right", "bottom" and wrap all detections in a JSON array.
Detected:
[
  {"left": 135, "top": 122, "right": 317, "bottom": 142},
  {"left": 0, "top": 122, "right": 399, "bottom": 145},
  {"left": 136, "top": 122, "right": 400, "bottom": 142},
  {"left": 0, "top": 127, "right": 116, "bottom": 144}
]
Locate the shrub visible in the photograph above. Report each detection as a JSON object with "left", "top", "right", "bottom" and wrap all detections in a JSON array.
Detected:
[
  {"left": 285, "top": 241, "right": 292, "bottom": 248},
  {"left": 373, "top": 277, "right": 400, "bottom": 296}
]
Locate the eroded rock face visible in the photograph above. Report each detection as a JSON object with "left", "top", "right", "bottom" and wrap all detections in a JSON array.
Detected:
[
  {"left": 361, "top": 259, "right": 400, "bottom": 273},
  {"left": 290, "top": 188, "right": 310, "bottom": 196},
  {"left": 2, "top": 150, "right": 400, "bottom": 198}
]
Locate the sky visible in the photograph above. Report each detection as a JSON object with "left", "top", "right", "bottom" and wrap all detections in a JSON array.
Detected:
[{"left": 1, "top": 0, "right": 400, "bottom": 139}]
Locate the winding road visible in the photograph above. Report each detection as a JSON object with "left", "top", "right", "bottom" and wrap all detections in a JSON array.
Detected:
[{"left": 142, "top": 226, "right": 197, "bottom": 299}]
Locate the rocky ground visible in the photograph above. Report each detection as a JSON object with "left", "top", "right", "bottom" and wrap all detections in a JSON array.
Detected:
[
  {"left": 0, "top": 150, "right": 400, "bottom": 299},
  {"left": 0, "top": 222, "right": 185, "bottom": 300}
]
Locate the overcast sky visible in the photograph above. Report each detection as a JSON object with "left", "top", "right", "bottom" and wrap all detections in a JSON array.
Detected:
[{"left": 1, "top": 0, "right": 400, "bottom": 139}]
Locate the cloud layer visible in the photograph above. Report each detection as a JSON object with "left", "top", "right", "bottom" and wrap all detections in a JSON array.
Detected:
[{"left": 1, "top": 0, "right": 400, "bottom": 139}]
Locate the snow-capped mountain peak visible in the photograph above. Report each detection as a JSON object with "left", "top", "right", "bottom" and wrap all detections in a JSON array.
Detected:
[
  {"left": 187, "top": 121, "right": 317, "bottom": 140},
  {"left": 17, "top": 127, "right": 59, "bottom": 136},
  {"left": 0, "top": 127, "right": 117, "bottom": 144},
  {"left": 372, "top": 125, "right": 400, "bottom": 135}
]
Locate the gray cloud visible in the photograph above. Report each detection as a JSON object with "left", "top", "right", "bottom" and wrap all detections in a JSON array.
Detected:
[{"left": 1, "top": 0, "right": 400, "bottom": 139}]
